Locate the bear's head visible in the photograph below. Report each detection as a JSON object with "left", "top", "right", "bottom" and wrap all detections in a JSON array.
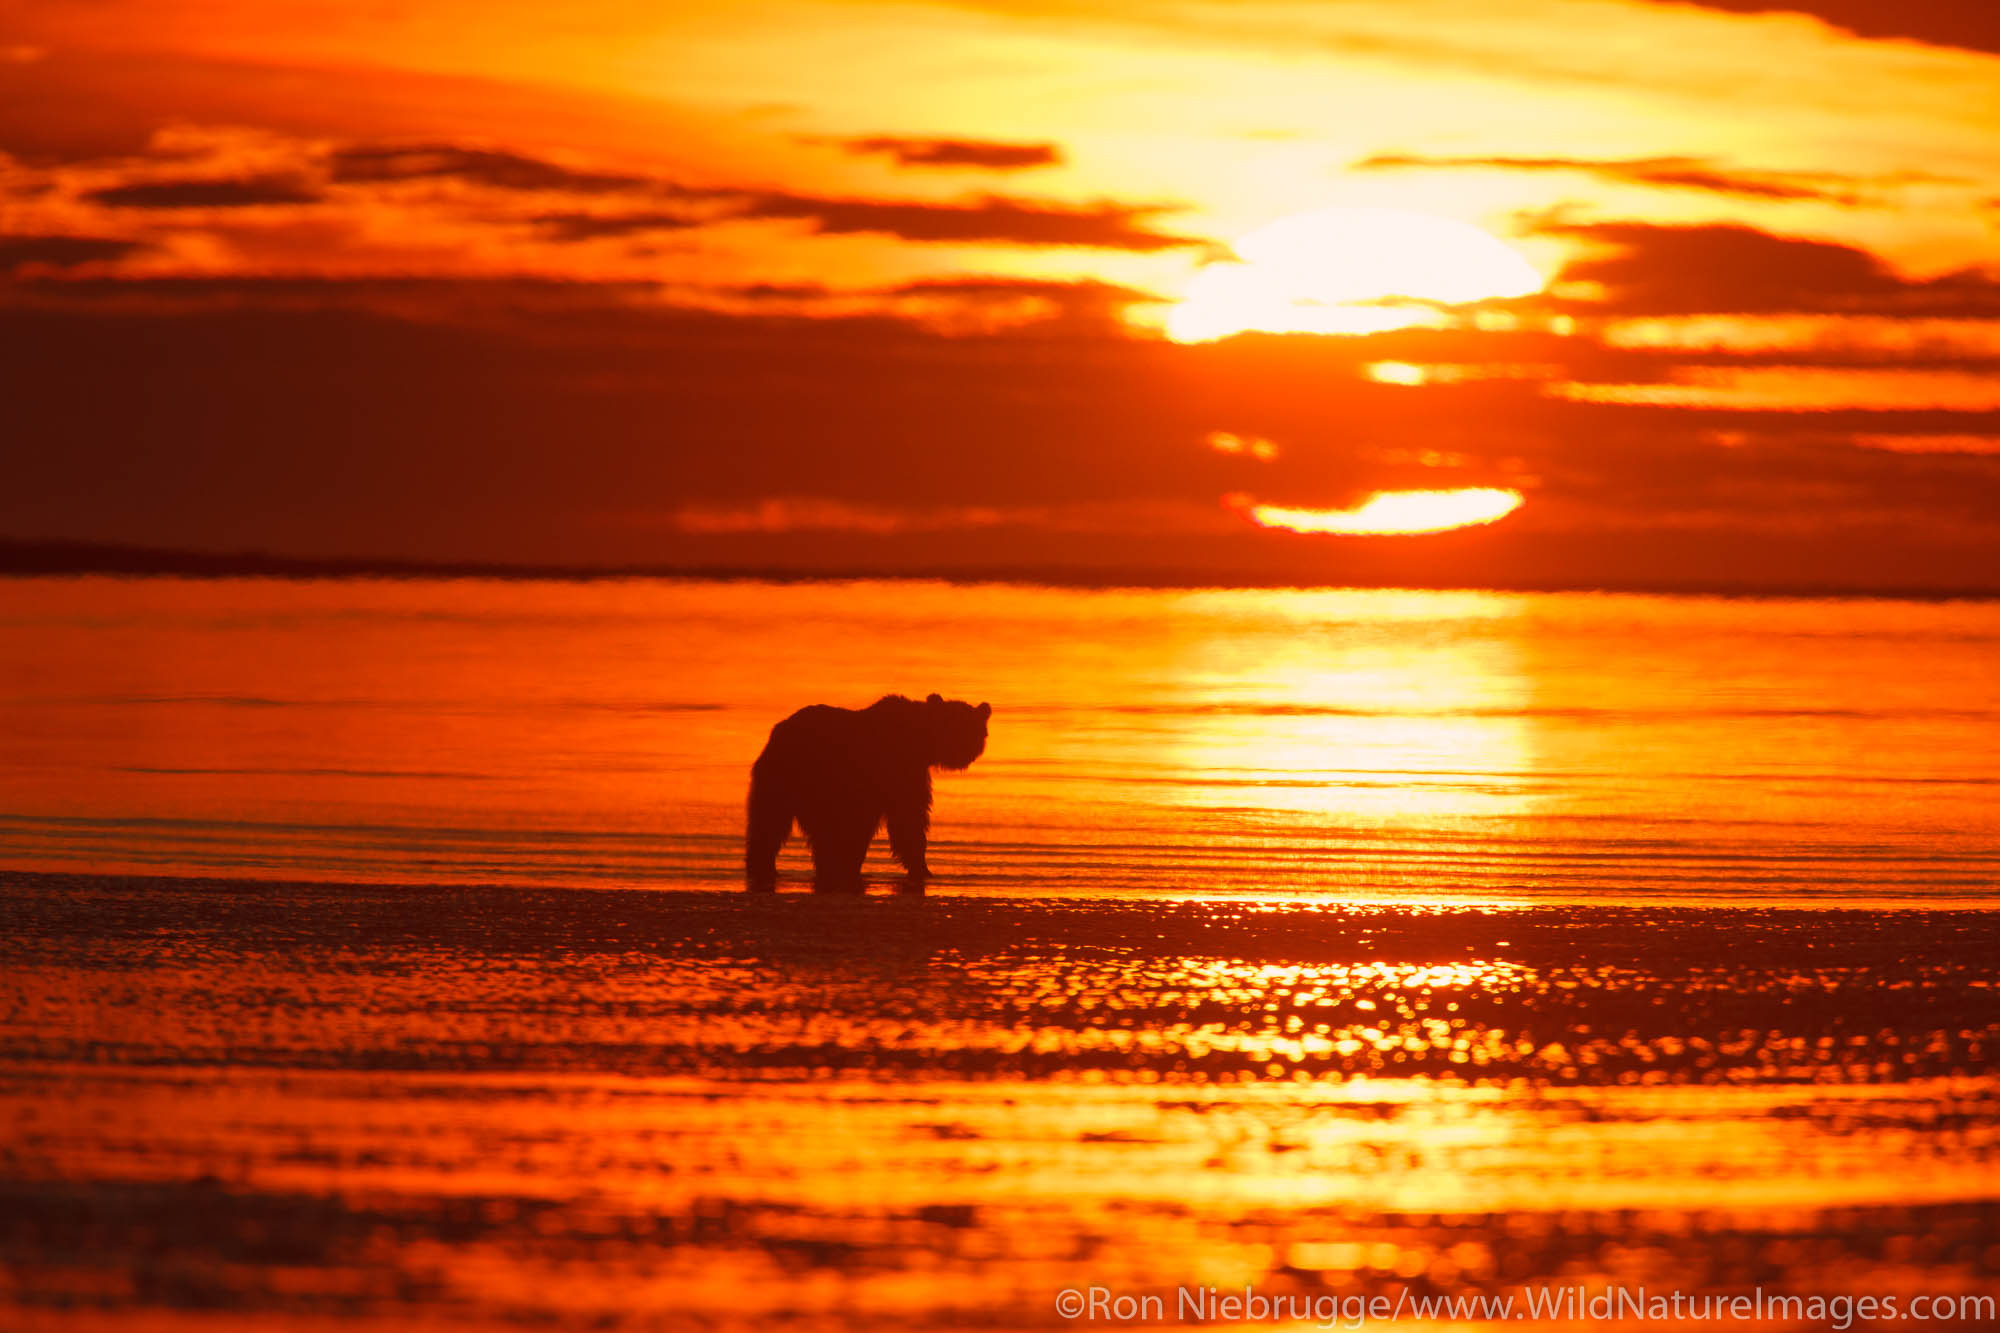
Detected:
[{"left": 923, "top": 693, "right": 991, "bottom": 771}]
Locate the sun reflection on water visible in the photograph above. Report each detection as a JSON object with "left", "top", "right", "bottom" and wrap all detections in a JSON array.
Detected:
[{"left": 1154, "top": 594, "right": 1540, "bottom": 827}]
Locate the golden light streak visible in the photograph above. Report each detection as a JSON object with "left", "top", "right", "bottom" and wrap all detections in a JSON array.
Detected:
[
  {"left": 1206, "top": 430, "right": 1280, "bottom": 460},
  {"left": 1366, "top": 361, "right": 1429, "bottom": 386},
  {"left": 1167, "top": 207, "right": 1544, "bottom": 344},
  {"left": 1233, "top": 488, "right": 1525, "bottom": 536},
  {"left": 1365, "top": 361, "right": 1563, "bottom": 387},
  {"left": 1549, "top": 368, "right": 2000, "bottom": 411},
  {"left": 1601, "top": 316, "right": 2000, "bottom": 359},
  {"left": 1853, "top": 434, "right": 2000, "bottom": 455}
]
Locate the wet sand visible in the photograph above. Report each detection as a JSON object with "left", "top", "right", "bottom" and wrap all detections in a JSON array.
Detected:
[{"left": 4, "top": 870, "right": 1998, "bottom": 1329}]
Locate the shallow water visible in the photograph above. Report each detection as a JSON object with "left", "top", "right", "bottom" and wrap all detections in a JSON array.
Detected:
[
  {"left": 4, "top": 577, "right": 2000, "bottom": 1330},
  {"left": 2, "top": 577, "right": 1998, "bottom": 903}
]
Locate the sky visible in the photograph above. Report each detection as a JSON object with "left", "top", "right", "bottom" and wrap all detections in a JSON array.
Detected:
[{"left": 3, "top": 0, "right": 2000, "bottom": 589}]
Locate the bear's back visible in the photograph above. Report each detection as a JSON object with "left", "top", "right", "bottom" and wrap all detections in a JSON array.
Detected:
[{"left": 765, "top": 698, "right": 924, "bottom": 770}]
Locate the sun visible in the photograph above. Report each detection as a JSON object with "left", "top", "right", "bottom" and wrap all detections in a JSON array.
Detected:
[{"left": 1167, "top": 206, "right": 1544, "bottom": 343}]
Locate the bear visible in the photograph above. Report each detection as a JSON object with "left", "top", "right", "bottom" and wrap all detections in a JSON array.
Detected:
[{"left": 745, "top": 693, "right": 990, "bottom": 891}]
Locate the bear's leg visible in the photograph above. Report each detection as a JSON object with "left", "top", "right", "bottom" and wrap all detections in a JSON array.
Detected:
[
  {"left": 885, "top": 796, "right": 932, "bottom": 882},
  {"left": 802, "top": 808, "right": 877, "bottom": 893},
  {"left": 744, "top": 761, "right": 791, "bottom": 891}
]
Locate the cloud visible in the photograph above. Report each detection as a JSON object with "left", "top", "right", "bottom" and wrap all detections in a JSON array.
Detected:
[
  {"left": 735, "top": 191, "right": 1201, "bottom": 250},
  {"left": 523, "top": 187, "right": 1204, "bottom": 251},
  {"left": 1526, "top": 414, "right": 2000, "bottom": 535},
  {"left": 840, "top": 137, "right": 1063, "bottom": 169},
  {"left": 478, "top": 274, "right": 1156, "bottom": 331},
  {"left": 1535, "top": 220, "right": 2000, "bottom": 316},
  {"left": 2, "top": 125, "right": 1203, "bottom": 288},
  {"left": 3, "top": 287, "right": 1996, "bottom": 589},
  {"left": 85, "top": 174, "right": 322, "bottom": 208},
  {"left": 671, "top": 497, "right": 1016, "bottom": 534},
  {"left": 888, "top": 275, "right": 1155, "bottom": 312},
  {"left": 528, "top": 210, "right": 704, "bottom": 241},
  {"left": 0, "top": 234, "right": 143, "bottom": 273},
  {"left": 1647, "top": 1, "right": 2000, "bottom": 57},
  {"left": 318, "top": 138, "right": 1195, "bottom": 250},
  {"left": 326, "top": 144, "right": 648, "bottom": 193},
  {"left": 867, "top": 276, "right": 1160, "bottom": 331},
  {"left": 1355, "top": 152, "right": 1876, "bottom": 203}
]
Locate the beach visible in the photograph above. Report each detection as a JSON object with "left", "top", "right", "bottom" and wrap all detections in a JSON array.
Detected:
[{"left": 5, "top": 872, "right": 1999, "bottom": 1329}]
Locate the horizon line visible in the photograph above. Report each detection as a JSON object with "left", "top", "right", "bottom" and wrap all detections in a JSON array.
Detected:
[{"left": 1, "top": 537, "right": 1996, "bottom": 603}]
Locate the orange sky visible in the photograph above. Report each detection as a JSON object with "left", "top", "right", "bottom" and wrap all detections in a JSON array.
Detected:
[{"left": 3, "top": 0, "right": 1999, "bottom": 588}]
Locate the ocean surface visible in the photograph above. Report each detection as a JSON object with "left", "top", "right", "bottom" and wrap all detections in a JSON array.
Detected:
[
  {"left": 3, "top": 576, "right": 1998, "bottom": 903},
  {"left": 4, "top": 577, "right": 1999, "bottom": 1331}
]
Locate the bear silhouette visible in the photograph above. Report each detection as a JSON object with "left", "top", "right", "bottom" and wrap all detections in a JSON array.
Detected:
[{"left": 746, "top": 693, "right": 990, "bottom": 891}]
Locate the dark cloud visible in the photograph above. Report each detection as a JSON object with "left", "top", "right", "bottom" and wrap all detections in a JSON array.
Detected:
[
  {"left": 521, "top": 186, "right": 1203, "bottom": 252},
  {"left": 86, "top": 174, "right": 322, "bottom": 208},
  {"left": 2, "top": 287, "right": 1996, "bottom": 589},
  {"left": 319, "top": 140, "right": 1193, "bottom": 251},
  {"left": 1546, "top": 220, "right": 1896, "bottom": 313},
  {"left": 0, "top": 276, "right": 670, "bottom": 331},
  {"left": 736, "top": 191, "right": 1201, "bottom": 250},
  {"left": 891, "top": 275, "right": 1153, "bottom": 301},
  {"left": 0, "top": 234, "right": 142, "bottom": 272},
  {"left": 327, "top": 144, "right": 647, "bottom": 193},
  {"left": 1910, "top": 266, "right": 2000, "bottom": 316},
  {"left": 840, "top": 137, "right": 1062, "bottom": 169},
  {"left": 1535, "top": 220, "right": 2000, "bottom": 316},
  {"left": 1647, "top": 1, "right": 2000, "bottom": 56},
  {"left": 1356, "top": 153, "right": 1869, "bottom": 203},
  {"left": 0, "top": 296, "right": 1212, "bottom": 564},
  {"left": 1517, "top": 409, "right": 2000, "bottom": 540},
  {"left": 528, "top": 210, "right": 704, "bottom": 241},
  {"left": 887, "top": 275, "right": 1156, "bottom": 322},
  {"left": 725, "top": 282, "right": 829, "bottom": 300}
]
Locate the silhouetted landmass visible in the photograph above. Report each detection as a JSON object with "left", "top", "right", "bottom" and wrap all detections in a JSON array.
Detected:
[{"left": 2, "top": 537, "right": 1996, "bottom": 600}]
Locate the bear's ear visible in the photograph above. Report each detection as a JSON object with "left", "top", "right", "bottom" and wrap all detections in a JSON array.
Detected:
[
  {"left": 926, "top": 692, "right": 944, "bottom": 705},
  {"left": 976, "top": 701, "right": 991, "bottom": 719}
]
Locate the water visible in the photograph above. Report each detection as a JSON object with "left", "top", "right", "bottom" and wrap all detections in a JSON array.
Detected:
[
  {"left": 4, "top": 577, "right": 2000, "bottom": 1330},
  {"left": 3, "top": 576, "right": 1997, "bottom": 902}
]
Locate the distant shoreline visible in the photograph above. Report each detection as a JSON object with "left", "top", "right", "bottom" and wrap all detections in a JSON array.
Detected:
[
  {"left": 8, "top": 863, "right": 2000, "bottom": 912},
  {"left": 3, "top": 538, "right": 1998, "bottom": 601},
  {"left": 4, "top": 866, "right": 1998, "bottom": 912}
]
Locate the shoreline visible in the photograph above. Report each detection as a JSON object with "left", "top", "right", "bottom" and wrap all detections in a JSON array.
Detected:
[
  {"left": 9, "top": 864, "right": 2000, "bottom": 912},
  {"left": 6, "top": 539, "right": 1999, "bottom": 601}
]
